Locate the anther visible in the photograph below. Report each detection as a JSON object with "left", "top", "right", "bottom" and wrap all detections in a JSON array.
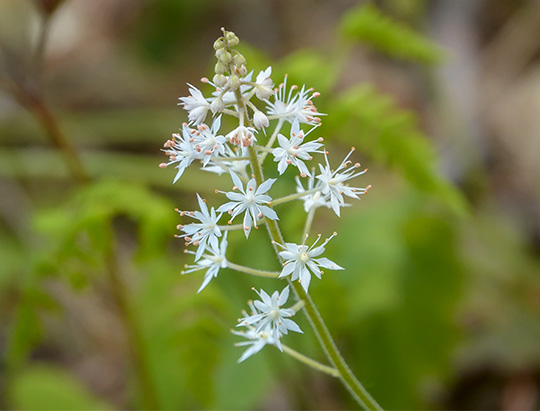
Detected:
[{"left": 159, "top": 163, "right": 167, "bottom": 168}]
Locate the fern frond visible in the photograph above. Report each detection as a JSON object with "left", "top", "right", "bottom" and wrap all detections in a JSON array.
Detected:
[{"left": 340, "top": 4, "right": 445, "bottom": 64}]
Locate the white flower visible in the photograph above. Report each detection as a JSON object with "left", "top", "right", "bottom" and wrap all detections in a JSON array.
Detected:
[
  {"left": 178, "top": 84, "right": 210, "bottom": 125},
  {"left": 217, "top": 172, "right": 278, "bottom": 238},
  {"left": 272, "top": 121, "right": 324, "bottom": 176},
  {"left": 253, "top": 110, "right": 269, "bottom": 130},
  {"left": 237, "top": 286, "right": 302, "bottom": 350},
  {"left": 182, "top": 232, "right": 228, "bottom": 293},
  {"left": 266, "top": 75, "right": 325, "bottom": 125},
  {"left": 316, "top": 148, "right": 370, "bottom": 217},
  {"left": 276, "top": 233, "right": 344, "bottom": 292},
  {"left": 160, "top": 125, "right": 199, "bottom": 183},
  {"left": 194, "top": 116, "right": 227, "bottom": 166},
  {"left": 254, "top": 66, "right": 274, "bottom": 100},
  {"left": 226, "top": 125, "right": 257, "bottom": 147},
  {"left": 295, "top": 174, "right": 334, "bottom": 212},
  {"left": 232, "top": 326, "right": 276, "bottom": 363},
  {"left": 176, "top": 194, "right": 222, "bottom": 261}
]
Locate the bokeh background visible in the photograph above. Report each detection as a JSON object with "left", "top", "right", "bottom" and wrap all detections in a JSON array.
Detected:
[{"left": 1, "top": 0, "right": 539, "bottom": 409}]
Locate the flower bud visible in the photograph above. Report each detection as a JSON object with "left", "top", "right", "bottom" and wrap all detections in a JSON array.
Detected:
[
  {"left": 215, "top": 48, "right": 225, "bottom": 60},
  {"left": 226, "top": 32, "right": 239, "bottom": 47},
  {"left": 213, "top": 38, "right": 224, "bottom": 50},
  {"left": 228, "top": 74, "right": 240, "bottom": 90},
  {"left": 232, "top": 53, "right": 246, "bottom": 67},
  {"left": 213, "top": 74, "right": 227, "bottom": 88},
  {"left": 219, "top": 51, "right": 232, "bottom": 65},
  {"left": 214, "top": 61, "right": 226, "bottom": 75}
]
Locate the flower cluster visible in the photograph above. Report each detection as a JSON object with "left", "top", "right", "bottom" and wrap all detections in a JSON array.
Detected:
[{"left": 161, "top": 28, "right": 370, "bottom": 362}]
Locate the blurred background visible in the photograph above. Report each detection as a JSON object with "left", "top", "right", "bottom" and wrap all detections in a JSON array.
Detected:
[{"left": 0, "top": 0, "right": 539, "bottom": 409}]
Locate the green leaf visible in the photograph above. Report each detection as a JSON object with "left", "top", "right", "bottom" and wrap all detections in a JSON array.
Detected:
[
  {"left": 340, "top": 3, "right": 445, "bottom": 64},
  {"left": 7, "top": 365, "right": 112, "bottom": 410}
]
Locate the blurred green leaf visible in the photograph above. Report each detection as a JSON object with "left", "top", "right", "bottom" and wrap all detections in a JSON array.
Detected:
[
  {"left": 340, "top": 3, "right": 445, "bottom": 64},
  {"left": 275, "top": 49, "right": 344, "bottom": 95},
  {"left": 8, "top": 365, "right": 112, "bottom": 410},
  {"left": 332, "top": 194, "right": 463, "bottom": 409},
  {"left": 327, "top": 83, "right": 468, "bottom": 216},
  {"left": 33, "top": 179, "right": 176, "bottom": 280}
]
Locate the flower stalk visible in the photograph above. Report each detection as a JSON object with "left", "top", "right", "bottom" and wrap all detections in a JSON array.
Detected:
[{"left": 163, "top": 28, "right": 381, "bottom": 410}]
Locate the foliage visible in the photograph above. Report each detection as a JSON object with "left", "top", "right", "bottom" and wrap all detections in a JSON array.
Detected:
[{"left": 340, "top": 3, "right": 445, "bottom": 64}]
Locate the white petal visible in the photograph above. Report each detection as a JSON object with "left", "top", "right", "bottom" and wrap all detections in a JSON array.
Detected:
[
  {"left": 256, "top": 178, "right": 276, "bottom": 195},
  {"left": 279, "top": 262, "right": 296, "bottom": 278},
  {"left": 278, "top": 286, "right": 290, "bottom": 306}
]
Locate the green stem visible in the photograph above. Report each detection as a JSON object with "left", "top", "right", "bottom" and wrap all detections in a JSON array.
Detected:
[
  {"left": 260, "top": 118, "right": 284, "bottom": 162},
  {"left": 271, "top": 187, "right": 321, "bottom": 206},
  {"left": 226, "top": 261, "right": 280, "bottom": 278},
  {"left": 281, "top": 344, "right": 339, "bottom": 378},
  {"left": 247, "top": 144, "right": 382, "bottom": 410},
  {"left": 302, "top": 203, "right": 317, "bottom": 241}
]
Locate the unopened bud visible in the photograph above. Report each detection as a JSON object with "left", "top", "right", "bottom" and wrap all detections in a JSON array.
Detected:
[
  {"left": 213, "top": 74, "right": 227, "bottom": 88},
  {"left": 219, "top": 51, "right": 232, "bottom": 65},
  {"left": 214, "top": 61, "right": 227, "bottom": 75},
  {"left": 226, "top": 32, "right": 239, "bottom": 46},
  {"left": 213, "top": 38, "right": 225, "bottom": 50},
  {"left": 228, "top": 74, "right": 240, "bottom": 90},
  {"left": 232, "top": 53, "right": 246, "bottom": 67}
]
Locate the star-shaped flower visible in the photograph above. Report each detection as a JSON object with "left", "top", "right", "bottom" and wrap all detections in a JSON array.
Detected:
[
  {"left": 178, "top": 83, "right": 210, "bottom": 125},
  {"left": 232, "top": 326, "right": 276, "bottom": 363},
  {"left": 272, "top": 121, "right": 324, "bottom": 176},
  {"left": 176, "top": 194, "right": 222, "bottom": 261},
  {"left": 236, "top": 286, "right": 302, "bottom": 349},
  {"left": 316, "top": 148, "right": 371, "bottom": 216},
  {"left": 275, "top": 233, "right": 344, "bottom": 292},
  {"left": 182, "top": 232, "right": 228, "bottom": 293},
  {"left": 160, "top": 124, "right": 200, "bottom": 183},
  {"left": 266, "top": 75, "right": 325, "bottom": 125},
  {"left": 217, "top": 172, "right": 278, "bottom": 238}
]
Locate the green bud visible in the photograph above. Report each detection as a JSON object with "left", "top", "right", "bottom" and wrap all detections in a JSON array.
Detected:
[
  {"left": 228, "top": 74, "right": 240, "bottom": 90},
  {"left": 213, "top": 74, "right": 227, "bottom": 88},
  {"left": 214, "top": 61, "right": 226, "bottom": 75},
  {"left": 219, "top": 51, "right": 232, "bottom": 65},
  {"left": 213, "top": 38, "right": 224, "bottom": 50},
  {"left": 232, "top": 53, "right": 246, "bottom": 67},
  {"left": 226, "top": 32, "right": 239, "bottom": 47},
  {"left": 215, "top": 48, "right": 225, "bottom": 60}
]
